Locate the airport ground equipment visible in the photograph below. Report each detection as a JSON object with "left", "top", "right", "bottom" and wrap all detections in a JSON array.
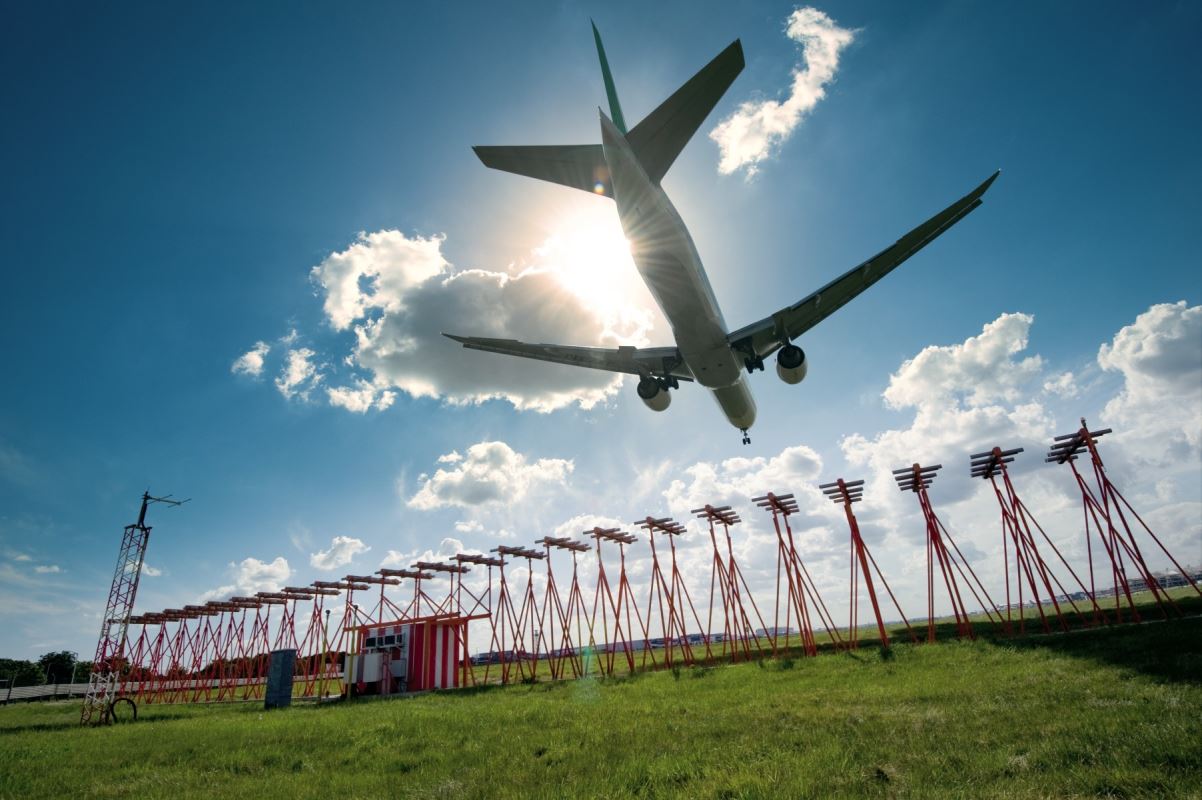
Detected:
[
  {"left": 89, "top": 423, "right": 1200, "bottom": 705},
  {"left": 1047, "top": 419, "right": 1201, "bottom": 621},
  {"left": 894, "top": 464, "right": 1006, "bottom": 641},
  {"left": 537, "top": 536, "right": 592, "bottom": 680},
  {"left": 753, "top": 492, "right": 843, "bottom": 656},
  {"left": 637, "top": 516, "right": 711, "bottom": 667},
  {"left": 820, "top": 479, "right": 916, "bottom": 649},
  {"left": 693, "top": 504, "right": 770, "bottom": 662},
  {"left": 586, "top": 527, "right": 650, "bottom": 676},
  {"left": 971, "top": 445, "right": 1106, "bottom": 632},
  {"left": 81, "top": 491, "right": 187, "bottom": 725}
]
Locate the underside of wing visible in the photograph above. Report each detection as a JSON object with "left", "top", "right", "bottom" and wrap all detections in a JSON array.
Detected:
[
  {"left": 728, "top": 170, "right": 1000, "bottom": 362},
  {"left": 442, "top": 334, "right": 694, "bottom": 382}
]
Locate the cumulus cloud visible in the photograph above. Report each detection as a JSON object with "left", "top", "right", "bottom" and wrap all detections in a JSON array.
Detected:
[
  {"left": 662, "top": 445, "right": 826, "bottom": 516},
  {"left": 309, "top": 536, "right": 370, "bottom": 571},
  {"left": 381, "top": 537, "right": 469, "bottom": 568},
  {"left": 231, "top": 341, "right": 271, "bottom": 377},
  {"left": 141, "top": 563, "right": 162, "bottom": 577},
  {"left": 408, "top": 441, "right": 573, "bottom": 510},
  {"left": 709, "top": 7, "right": 856, "bottom": 176},
  {"left": 841, "top": 313, "right": 1056, "bottom": 518},
  {"left": 326, "top": 378, "right": 396, "bottom": 413},
  {"left": 275, "top": 348, "right": 322, "bottom": 400},
  {"left": 1043, "top": 371, "right": 1079, "bottom": 398},
  {"left": 202, "top": 556, "right": 292, "bottom": 601},
  {"left": 306, "top": 227, "right": 655, "bottom": 413},
  {"left": 883, "top": 313, "right": 1044, "bottom": 410},
  {"left": 1097, "top": 301, "right": 1202, "bottom": 459}
]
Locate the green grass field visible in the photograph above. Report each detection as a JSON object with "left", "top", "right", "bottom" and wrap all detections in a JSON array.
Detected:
[{"left": 3, "top": 592, "right": 1201, "bottom": 800}]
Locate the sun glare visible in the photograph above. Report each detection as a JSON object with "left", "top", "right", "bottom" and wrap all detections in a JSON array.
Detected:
[{"left": 537, "top": 210, "right": 640, "bottom": 314}]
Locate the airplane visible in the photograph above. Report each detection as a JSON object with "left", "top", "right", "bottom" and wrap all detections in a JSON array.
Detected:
[{"left": 446, "top": 23, "right": 998, "bottom": 445}]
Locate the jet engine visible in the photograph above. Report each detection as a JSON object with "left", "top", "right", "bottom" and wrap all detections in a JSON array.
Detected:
[
  {"left": 637, "top": 376, "right": 671, "bottom": 411},
  {"left": 776, "top": 344, "right": 808, "bottom": 385}
]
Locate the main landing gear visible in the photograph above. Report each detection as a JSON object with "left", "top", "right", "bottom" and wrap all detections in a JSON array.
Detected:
[{"left": 741, "top": 429, "right": 751, "bottom": 445}]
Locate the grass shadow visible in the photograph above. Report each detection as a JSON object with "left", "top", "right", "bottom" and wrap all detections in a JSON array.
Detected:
[{"left": 1002, "top": 614, "right": 1202, "bottom": 684}]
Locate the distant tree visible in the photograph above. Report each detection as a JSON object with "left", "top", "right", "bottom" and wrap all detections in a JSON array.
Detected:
[
  {"left": 0, "top": 658, "right": 44, "bottom": 687},
  {"left": 36, "top": 651, "right": 79, "bottom": 683}
]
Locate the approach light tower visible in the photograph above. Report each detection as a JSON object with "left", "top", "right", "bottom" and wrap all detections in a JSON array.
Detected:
[{"left": 81, "top": 491, "right": 188, "bottom": 726}]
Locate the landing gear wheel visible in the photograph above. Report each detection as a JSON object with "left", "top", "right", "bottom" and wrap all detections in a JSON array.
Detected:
[
  {"left": 106, "top": 697, "right": 138, "bottom": 724},
  {"left": 741, "top": 429, "right": 751, "bottom": 445}
]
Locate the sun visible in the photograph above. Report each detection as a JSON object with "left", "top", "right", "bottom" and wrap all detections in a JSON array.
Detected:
[{"left": 535, "top": 208, "right": 640, "bottom": 313}]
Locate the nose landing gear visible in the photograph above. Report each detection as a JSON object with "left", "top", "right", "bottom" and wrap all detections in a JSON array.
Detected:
[{"left": 741, "top": 429, "right": 751, "bottom": 445}]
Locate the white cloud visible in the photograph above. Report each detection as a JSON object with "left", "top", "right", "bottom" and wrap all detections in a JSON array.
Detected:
[
  {"left": 841, "top": 314, "right": 1057, "bottom": 520},
  {"left": 662, "top": 445, "right": 825, "bottom": 517},
  {"left": 141, "top": 563, "right": 162, "bottom": 577},
  {"left": 1043, "top": 371, "right": 1079, "bottom": 398},
  {"left": 709, "top": 7, "right": 856, "bottom": 176},
  {"left": 231, "top": 341, "right": 271, "bottom": 377},
  {"left": 454, "top": 519, "right": 482, "bottom": 533},
  {"left": 234, "top": 556, "right": 290, "bottom": 592},
  {"left": 883, "top": 313, "right": 1044, "bottom": 410},
  {"left": 381, "top": 537, "right": 469, "bottom": 568},
  {"left": 307, "top": 226, "right": 655, "bottom": 413},
  {"left": 200, "top": 555, "right": 292, "bottom": 602},
  {"left": 325, "top": 378, "right": 396, "bottom": 413},
  {"left": 34, "top": 564, "right": 61, "bottom": 574},
  {"left": 310, "top": 536, "right": 370, "bottom": 571},
  {"left": 12, "top": 553, "right": 32, "bottom": 562},
  {"left": 408, "top": 441, "right": 573, "bottom": 510},
  {"left": 275, "top": 347, "right": 322, "bottom": 400},
  {"left": 1098, "top": 301, "right": 1202, "bottom": 460}
]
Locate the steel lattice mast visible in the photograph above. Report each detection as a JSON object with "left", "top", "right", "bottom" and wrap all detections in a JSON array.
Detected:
[{"left": 81, "top": 491, "right": 187, "bottom": 725}]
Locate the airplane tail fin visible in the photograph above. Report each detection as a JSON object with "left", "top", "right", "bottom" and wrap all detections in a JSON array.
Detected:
[
  {"left": 627, "top": 39, "right": 743, "bottom": 184},
  {"left": 592, "top": 21, "right": 627, "bottom": 134},
  {"left": 472, "top": 27, "right": 743, "bottom": 193}
]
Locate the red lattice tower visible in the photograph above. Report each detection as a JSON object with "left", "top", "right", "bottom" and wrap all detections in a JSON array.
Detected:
[
  {"left": 637, "top": 516, "right": 710, "bottom": 666},
  {"left": 971, "top": 446, "right": 1105, "bottom": 632},
  {"left": 537, "top": 536, "right": 592, "bottom": 680},
  {"left": 894, "top": 463, "right": 1005, "bottom": 641},
  {"left": 1047, "top": 419, "right": 1201, "bottom": 621},
  {"left": 753, "top": 492, "right": 843, "bottom": 656},
  {"left": 452, "top": 553, "right": 503, "bottom": 685},
  {"left": 693, "top": 504, "right": 771, "bottom": 662},
  {"left": 819, "top": 478, "right": 915, "bottom": 649},
  {"left": 81, "top": 491, "right": 187, "bottom": 725},
  {"left": 586, "top": 527, "right": 648, "bottom": 676}
]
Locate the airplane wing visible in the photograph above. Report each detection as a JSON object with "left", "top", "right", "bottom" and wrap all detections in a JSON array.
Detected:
[
  {"left": 727, "top": 170, "right": 1000, "bottom": 364},
  {"left": 441, "top": 335, "right": 694, "bottom": 382}
]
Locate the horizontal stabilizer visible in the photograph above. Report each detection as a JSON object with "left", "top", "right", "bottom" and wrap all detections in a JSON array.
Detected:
[
  {"left": 472, "top": 144, "right": 613, "bottom": 198},
  {"left": 627, "top": 39, "right": 744, "bottom": 185}
]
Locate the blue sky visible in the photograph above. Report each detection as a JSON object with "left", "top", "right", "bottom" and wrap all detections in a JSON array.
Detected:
[{"left": 2, "top": 1, "right": 1200, "bottom": 660}]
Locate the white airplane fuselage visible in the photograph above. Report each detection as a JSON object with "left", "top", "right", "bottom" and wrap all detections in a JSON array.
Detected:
[{"left": 600, "top": 113, "right": 757, "bottom": 431}]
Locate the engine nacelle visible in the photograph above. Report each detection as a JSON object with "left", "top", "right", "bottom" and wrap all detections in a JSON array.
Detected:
[
  {"left": 776, "top": 344, "right": 808, "bottom": 385},
  {"left": 637, "top": 376, "right": 671, "bottom": 412}
]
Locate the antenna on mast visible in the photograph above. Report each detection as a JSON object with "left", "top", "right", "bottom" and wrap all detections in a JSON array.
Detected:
[{"left": 81, "top": 489, "right": 189, "bottom": 725}]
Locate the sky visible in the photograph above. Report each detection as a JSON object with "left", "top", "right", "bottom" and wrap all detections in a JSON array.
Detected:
[{"left": 1, "top": 1, "right": 1200, "bottom": 660}]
